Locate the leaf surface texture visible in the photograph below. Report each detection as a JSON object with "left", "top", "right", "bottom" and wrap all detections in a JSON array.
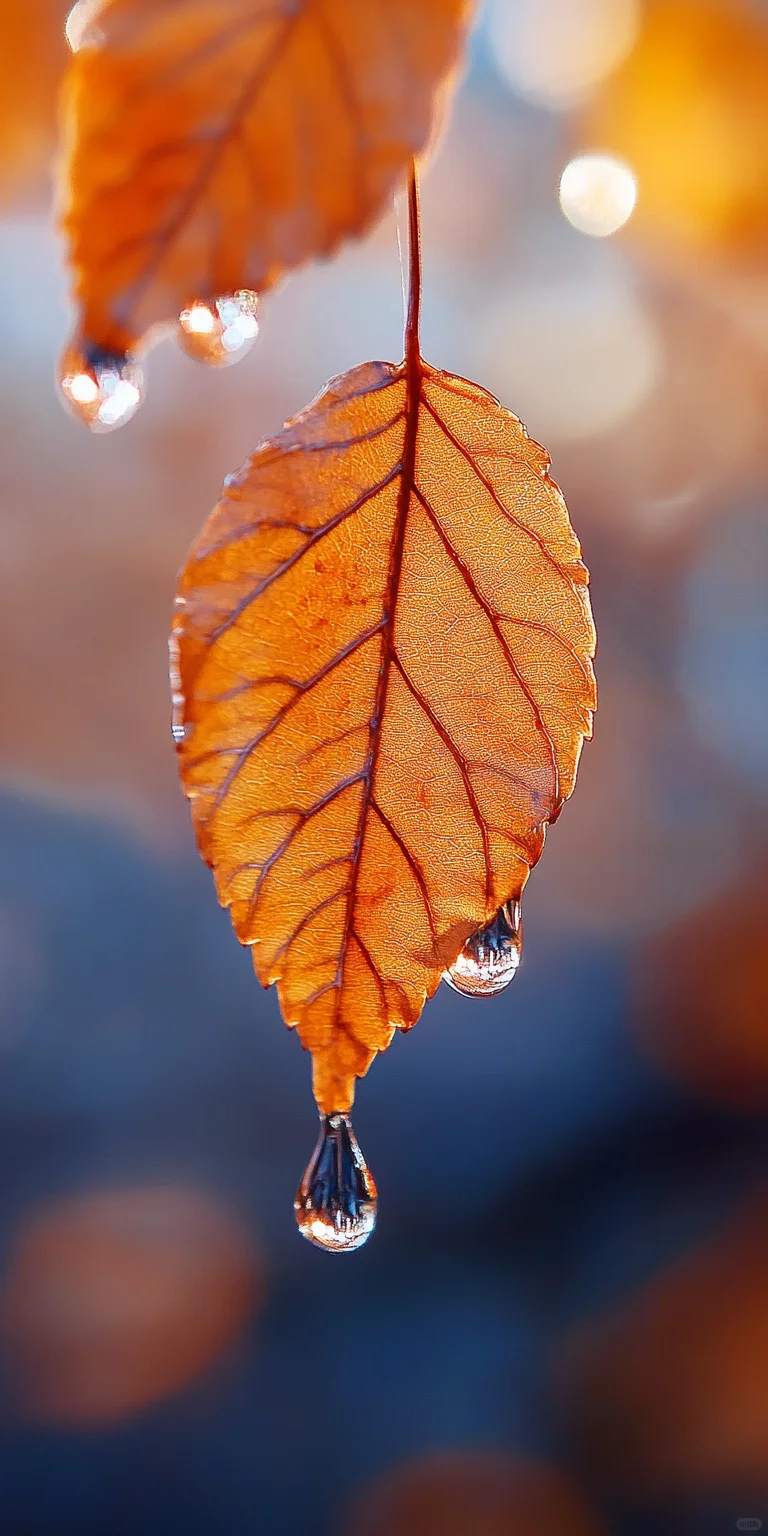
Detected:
[{"left": 172, "top": 360, "right": 596, "bottom": 1111}]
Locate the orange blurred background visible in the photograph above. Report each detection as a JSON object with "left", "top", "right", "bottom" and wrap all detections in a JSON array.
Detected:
[{"left": 0, "top": 1, "right": 766, "bottom": 1532}]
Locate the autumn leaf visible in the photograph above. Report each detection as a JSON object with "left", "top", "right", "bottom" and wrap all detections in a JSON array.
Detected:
[
  {"left": 58, "top": 0, "right": 473, "bottom": 357},
  {"left": 171, "top": 343, "right": 596, "bottom": 1115}
]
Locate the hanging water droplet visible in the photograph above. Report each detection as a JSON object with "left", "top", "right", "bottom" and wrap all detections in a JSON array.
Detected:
[
  {"left": 59, "top": 343, "right": 144, "bottom": 432},
  {"left": 178, "top": 291, "right": 259, "bottom": 366},
  {"left": 295, "top": 1113, "right": 377, "bottom": 1253},
  {"left": 443, "top": 898, "right": 523, "bottom": 997}
]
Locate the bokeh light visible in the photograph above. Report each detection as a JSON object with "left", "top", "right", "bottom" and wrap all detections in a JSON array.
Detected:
[
  {"left": 577, "top": 0, "right": 768, "bottom": 262},
  {"left": 65, "top": 370, "right": 98, "bottom": 405},
  {"left": 634, "top": 867, "right": 768, "bottom": 1109},
  {"left": 346, "top": 1451, "right": 604, "bottom": 1536},
  {"left": 0, "top": 1186, "right": 260, "bottom": 1426},
  {"left": 487, "top": 0, "right": 640, "bottom": 110},
  {"left": 561, "top": 1196, "right": 768, "bottom": 1495},
  {"left": 559, "top": 153, "right": 638, "bottom": 237},
  {"left": 181, "top": 302, "right": 216, "bottom": 336}
]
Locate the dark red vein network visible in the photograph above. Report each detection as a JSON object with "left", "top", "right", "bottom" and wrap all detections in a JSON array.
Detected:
[{"left": 172, "top": 355, "right": 596, "bottom": 1112}]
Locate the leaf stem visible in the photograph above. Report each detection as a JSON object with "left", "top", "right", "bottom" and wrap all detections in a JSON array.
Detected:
[{"left": 405, "top": 161, "right": 422, "bottom": 368}]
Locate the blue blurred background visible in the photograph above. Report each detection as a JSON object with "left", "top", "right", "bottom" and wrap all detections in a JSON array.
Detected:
[{"left": 0, "top": 1, "right": 767, "bottom": 1532}]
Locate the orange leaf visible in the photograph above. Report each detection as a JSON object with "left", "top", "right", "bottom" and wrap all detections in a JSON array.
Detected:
[
  {"left": 58, "top": 0, "right": 473, "bottom": 355},
  {"left": 171, "top": 355, "right": 596, "bottom": 1114}
]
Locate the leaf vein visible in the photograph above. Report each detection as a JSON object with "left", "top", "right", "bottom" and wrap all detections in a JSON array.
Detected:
[
  {"left": 370, "top": 798, "right": 437, "bottom": 945},
  {"left": 421, "top": 395, "right": 576, "bottom": 593},
  {"left": 209, "top": 461, "right": 401, "bottom": 638},
  {"left": 413, "top": 485, "right": 560, "bottom": 810},
  {"left": 391, "top": 651, "right": 492, "bottom": 907},
  {"left": 197, "top": 619, "right": 385, "bottom": 804}
]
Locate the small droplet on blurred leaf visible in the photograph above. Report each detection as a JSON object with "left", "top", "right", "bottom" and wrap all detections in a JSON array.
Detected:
[
  {"left": 59, "top": 343, "right": 144, "bottom": 432},
  {"left": 295, "top": 1113, "right": 377, "bottom": 1254},
  {"left": 178, "top": 292, "right": 259, "bottom": 368},
  {"left": 444, "top": 899, "right": 523, "bottom": 996}
]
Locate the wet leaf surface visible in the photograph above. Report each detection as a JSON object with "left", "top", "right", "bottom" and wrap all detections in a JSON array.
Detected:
[{"left": 172, "top": 356, "right": 595, "bottom": 1111}]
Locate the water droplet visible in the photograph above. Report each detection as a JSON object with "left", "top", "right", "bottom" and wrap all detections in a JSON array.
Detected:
[
  {"left": 59, "top": 344, "right": 144, "bottom": 432},
  {"left": 295, "top": 1113, "right": 377, "bottom": 1253},
  {"left": 443, "top": 899, "right": 523, "bottom": 997},
  {"left": 178, "top": 291, "right": 259, "bottom": 366}
]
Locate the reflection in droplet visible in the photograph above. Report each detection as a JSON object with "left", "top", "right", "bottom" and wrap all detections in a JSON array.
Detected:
[
  {"left": 444, "top": 899, "right": 523, "bottom": 997},
  {"left": 559, "top": 153, "right": 638, "bottom": 237},
  {"left": 295, "top": 1113, "right": 377, "bottom": 1253},
  {"left": 68, "top": 371, "right": 98, "bottom": 405},
  {"left": 178, "top": 291, "right": 259, "bottom": 366},
  {"left": 59, "top": 344, "right": 144, "bottom": 432}
]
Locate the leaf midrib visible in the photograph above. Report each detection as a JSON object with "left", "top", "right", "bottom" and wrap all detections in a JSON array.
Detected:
[{"left": 332, "top": 350, "right": 423, "bottom": 1029}]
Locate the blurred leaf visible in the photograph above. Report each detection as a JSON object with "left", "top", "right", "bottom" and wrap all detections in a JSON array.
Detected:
[{"left": 58, "top": 0, "right": 473, "bottom": 354}]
